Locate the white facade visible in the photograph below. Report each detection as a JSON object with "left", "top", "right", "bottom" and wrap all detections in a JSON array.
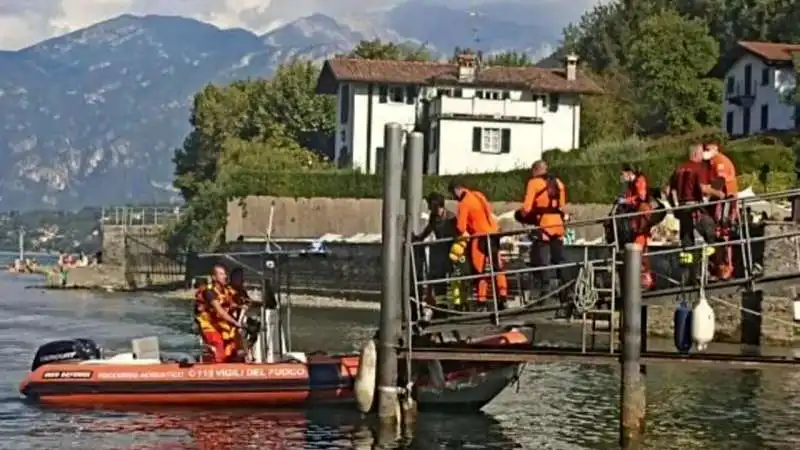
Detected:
[
  {"left": 334, "top": 82, "right": 581, "bottom": 175},
  {"left": 722, "top": 53, "right": 798, "bottom": 136}
]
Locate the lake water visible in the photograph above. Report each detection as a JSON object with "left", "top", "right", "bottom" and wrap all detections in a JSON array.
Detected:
[{"left": 0, "top": 267, "right": 797, "bottom": 449}]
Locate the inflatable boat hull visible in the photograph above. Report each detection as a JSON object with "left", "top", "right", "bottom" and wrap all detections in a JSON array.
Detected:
[
  {"left": 20, "top": 328, "right": 531, "bottom": 409},
  {"left": 20, "top": 355, "right": 359, "bottom": 407}
]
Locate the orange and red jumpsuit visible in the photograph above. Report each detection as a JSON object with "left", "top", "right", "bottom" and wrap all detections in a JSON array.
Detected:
[
  {"left": 707, "top": 153, "right": 738, "bottom": 280},
  {"left": 454, "top": 188, "right": 508, "bottom": 303},
  {"left": 195, "top": 282, "right": 241, "bottom": 363},
  {"left": 622, "top": 172, "right": 654, "bottom": 289}
]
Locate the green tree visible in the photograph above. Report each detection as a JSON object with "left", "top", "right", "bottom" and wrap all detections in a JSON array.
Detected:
[
  {"left": 485, "top": 51, "right": 533, "bottom": 67},
  {"left": 173, "top": 81, "right": 256, "bottom": 200},
  {"left": 626, "top": 9, "right": 721, "bottom": 134},
  {"left": 580, "top": 69, "right": 638, "bottom": 145},
  {"left": 348, "top": 39, "right": 431, "bottom": 61},
  {"left": 255, "top": 60, "right": 336, "bottom": 148}
]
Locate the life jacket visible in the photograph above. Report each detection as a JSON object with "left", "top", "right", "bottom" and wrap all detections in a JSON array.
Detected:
[
  {"left": 532, "top": 175, "right": 563, "bottom": 216},
  {"left": 524, "top": 175, "right": 565, "bottom": 239},
  {"left": 199, "top": 283, "right": 236, "bottom": 333}
]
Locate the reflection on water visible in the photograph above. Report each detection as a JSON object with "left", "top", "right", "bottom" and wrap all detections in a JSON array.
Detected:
[{"left": 0, "top": 271, "right": 798, "bottom": 450}]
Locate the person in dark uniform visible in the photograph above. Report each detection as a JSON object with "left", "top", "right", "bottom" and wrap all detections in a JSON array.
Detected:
[{"left": 413, "top": 192, "right": 459, "bottom": 306}]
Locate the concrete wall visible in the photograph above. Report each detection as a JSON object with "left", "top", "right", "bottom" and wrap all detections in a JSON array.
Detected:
[
  {"left": 227, "top": 196, "right": 610, "bottom": 241},
  {"left": 98, "top": 224, "right": 185, "bottom": 289}
]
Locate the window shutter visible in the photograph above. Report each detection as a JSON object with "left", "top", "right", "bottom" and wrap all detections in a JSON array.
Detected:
[
  {"left": 472, "top": 128, "right": 482, "bottom": 152},
  {"left": 501, "top": 129, "right": 511, "bottom": 153}
]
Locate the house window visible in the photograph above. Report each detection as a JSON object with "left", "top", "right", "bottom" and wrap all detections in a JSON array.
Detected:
[
  {"left": 502, "top": 91, "right": 510, "bottom": 100},
  {"left": 405, "top": 85, "right": 417, "bottom": 104},
  {"left": 725, "top": 77, "right": 735, "bottom": 94},
  {"left": 760, "top": 104, "right": 769, "bottom": 130},
  {"left": 390, "top": 86, "right": 404, "bottom": 102},
  {"left": 477, "top": 90, "right": 502, "bottom": 100},
  {"left": 761, "top": 67, "right": 770, "bottom": 86},
  {"left": 378, "top": 85, "right": 388, "bottom": 103},
  {"left": 453, "top": 88, "right": 463, "bottom": 98},
  {"left": 725, "top": 111, "right": 734, "bottom": 134},
  {"left": 548, "top": 93, "right": 560, "bottom": 112},
  {"left": 436, "top": 89, "right": 452, "bottom": 97},
  {"left": 472, "top": 127, "right": 511, "bottom": 154},
  {"left": 339, "top": 85, "right": 350, "bottom": 124}
]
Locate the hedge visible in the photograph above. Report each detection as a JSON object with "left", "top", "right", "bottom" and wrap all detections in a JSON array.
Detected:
[{"left": 225, "top": 132, "right": 797, "bottom": 204}]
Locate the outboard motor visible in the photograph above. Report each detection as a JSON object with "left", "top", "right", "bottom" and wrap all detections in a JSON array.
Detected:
[{"left": 31, "top": 339, "right": 102, "bottom": 372}]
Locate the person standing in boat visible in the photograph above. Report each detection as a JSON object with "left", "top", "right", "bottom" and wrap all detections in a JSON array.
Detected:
[
  {"left": 196, "top": 264, "right": 243, "bottom": 363},
  {"left": 514, "top": 161, "right": 568, "bottom": 312},
  {"left": 413, "top": 192, "right": 461, "bottom": 310},
  {"left": 449, "top": 180, "right": 508, "bottom": 311}
]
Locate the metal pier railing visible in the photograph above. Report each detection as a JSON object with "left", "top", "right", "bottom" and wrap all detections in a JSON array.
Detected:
[{"left": 406, "top": 188, "right": 800, "bottom": 351}]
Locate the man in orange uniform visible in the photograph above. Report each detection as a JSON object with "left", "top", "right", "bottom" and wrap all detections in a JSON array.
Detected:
[
  {"left": 448, "top": 180, "right": 508, "bottom": 311},
  {"left": 703, "top": 141, "right": 738, "bottom": 280},
  {"left": 514, "top": 161, "right": 567, "bottom": 307},
  {"left": 618, "top": 164, "right": 654, "bottom": 289},
  {"left": 195, "top": 264, "right": 243, "bottom": 363}
]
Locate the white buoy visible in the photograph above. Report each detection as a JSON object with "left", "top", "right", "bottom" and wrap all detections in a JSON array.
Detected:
[
  {"left": 354, "top": 339, "right": 377, "bottom": 413},
  {"left": 692, "top": 247, "right": 716, "bottom": 351},
  {"left": 691, "top": 294, "right": 715, "bottom": 351}
]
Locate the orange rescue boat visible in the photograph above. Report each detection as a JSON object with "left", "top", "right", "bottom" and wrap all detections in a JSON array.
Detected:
[{"left": 19, "top": 327, "right": 531, "bottom": 410}]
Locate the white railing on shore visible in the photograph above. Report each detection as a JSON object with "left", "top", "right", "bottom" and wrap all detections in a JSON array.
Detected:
[{"left": 101, "top": 206, "right": 185, "bottom": 226}]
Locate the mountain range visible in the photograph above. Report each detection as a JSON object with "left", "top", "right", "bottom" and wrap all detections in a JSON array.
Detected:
[{"left": 0, "top": 0, "right": 576, "bottom": 211}]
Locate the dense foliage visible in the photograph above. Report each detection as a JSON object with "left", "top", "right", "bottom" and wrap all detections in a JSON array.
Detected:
[{"left": 170, "top": 2, "right": 800, "bottom": 250}]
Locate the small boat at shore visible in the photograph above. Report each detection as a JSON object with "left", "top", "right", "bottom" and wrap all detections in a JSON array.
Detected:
[{"left": 19, "top": 301, "right": 530, "bottom": 410}]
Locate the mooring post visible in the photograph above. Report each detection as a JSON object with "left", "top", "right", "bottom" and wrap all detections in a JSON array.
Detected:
[
  {"left": 620, "top": 243, "right": 645, "bottom": 448},
  {"left": 402, "top": 132, "right": 425, "bottom": 320},
  {"left": 401, "top": 131, "right": 424, "bottom": 420},
  {"left": 377, "top": 123, "right": 404, "bottom": 427},
  {"left": 741, "top": 290, "right": 763, "bottom": 349}
]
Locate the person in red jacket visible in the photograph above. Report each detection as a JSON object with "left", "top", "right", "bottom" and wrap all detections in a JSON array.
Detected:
[{"left": 617, "top": 164, "right": 654, "bottom": 289}]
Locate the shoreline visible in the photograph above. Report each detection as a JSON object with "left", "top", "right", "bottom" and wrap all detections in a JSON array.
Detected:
[
  {"left": 32, "top": 282, "right": 799, "bottom": 346},
  {"left": 154, "top": 288, "right": 382, "bottom": 311}
]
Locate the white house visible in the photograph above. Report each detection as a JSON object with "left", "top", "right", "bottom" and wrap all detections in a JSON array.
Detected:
[
  {"left": 315, "top": 52, "right": 603, "bottom": 175},
  {"left": 709, "top": 41, "right": 800, "bottom": 136}
]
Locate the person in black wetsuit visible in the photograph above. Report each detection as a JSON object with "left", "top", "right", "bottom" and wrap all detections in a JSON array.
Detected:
[{"left": 413, "top": 192, "right": 459, "bottom": 306}]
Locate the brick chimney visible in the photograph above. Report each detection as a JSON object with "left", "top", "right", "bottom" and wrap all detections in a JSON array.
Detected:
[
  {"left": 456, "top": 52, "right": 477, "bottom": 83},
  {"left": 565, "top": 53, "right": 578, "bottom": 81}
]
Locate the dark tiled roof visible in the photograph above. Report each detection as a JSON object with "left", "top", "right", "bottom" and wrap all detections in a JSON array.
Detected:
[
  {"left": 708, "top": 40, "right": 800, "bottom": 77},
  {"left": 315, "top": 58, "right": 603, "bottom": 95}
]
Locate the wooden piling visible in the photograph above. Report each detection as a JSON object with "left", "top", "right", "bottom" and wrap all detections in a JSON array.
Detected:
[{"left": 620, "top": 243, "right": 646, "bottom": 448}]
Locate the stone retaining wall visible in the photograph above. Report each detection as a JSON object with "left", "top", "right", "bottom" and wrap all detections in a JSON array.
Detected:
[
  {"left": 98, "top": 225, "right": 185, "bottom": 289},
  {"left": 227, "top": 196, "right": 609, "bottom": 240}
]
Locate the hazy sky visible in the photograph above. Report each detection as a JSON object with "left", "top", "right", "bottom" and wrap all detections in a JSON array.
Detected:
[{"left": 0, "top": 0, "right": 598, "bottom": 50}]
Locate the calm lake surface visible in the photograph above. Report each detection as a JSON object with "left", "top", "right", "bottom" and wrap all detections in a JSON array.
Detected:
[{"left": 0, "top": 255, "right": 797, "bottom": 449}]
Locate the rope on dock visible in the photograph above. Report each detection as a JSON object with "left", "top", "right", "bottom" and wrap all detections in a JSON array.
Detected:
[{"left": 710, "top": 294, "right": 799, "bottom": 328}]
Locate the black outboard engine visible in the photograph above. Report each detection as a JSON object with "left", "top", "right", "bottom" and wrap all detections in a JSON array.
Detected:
[{"left": 31, "top": 339, "right": 102, "bottom": 372}]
